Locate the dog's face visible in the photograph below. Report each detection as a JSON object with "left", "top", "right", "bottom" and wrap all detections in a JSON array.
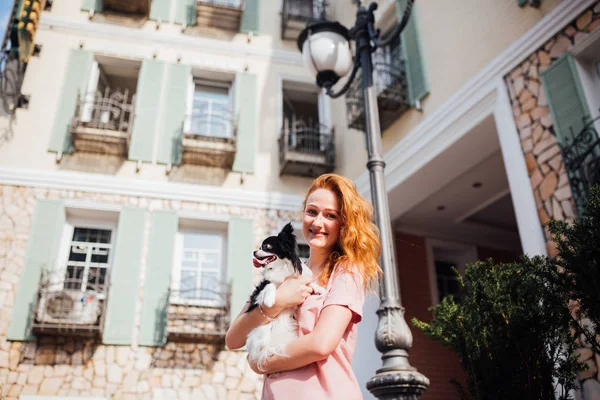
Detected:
[{"left": 253, "top": 223, "right": 302, "bottom": 284}]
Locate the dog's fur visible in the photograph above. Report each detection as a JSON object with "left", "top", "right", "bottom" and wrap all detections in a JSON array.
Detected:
[{"left": 245, "top": 223, "right": 325, "bottom": 371}]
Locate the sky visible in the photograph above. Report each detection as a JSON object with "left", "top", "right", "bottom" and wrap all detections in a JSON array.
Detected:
[{"left": 0, "top": 1, "right": 12, "bottom": 48}]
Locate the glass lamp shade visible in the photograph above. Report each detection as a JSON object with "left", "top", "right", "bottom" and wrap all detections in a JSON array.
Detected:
[{"left": 297, "top": 21, "right": 353, "bottom": 89}]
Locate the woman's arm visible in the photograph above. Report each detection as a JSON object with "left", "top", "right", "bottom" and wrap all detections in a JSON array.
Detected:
[
  {"left": 249, "top": 304, "right": 353, "bottom": 374},
  {"left": 225, "top": 276, "right": 314, "bottom": 350}
]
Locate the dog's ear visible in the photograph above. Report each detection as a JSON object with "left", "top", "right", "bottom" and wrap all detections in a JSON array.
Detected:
[{"left": 279, "top": 222, "right": 294, "bottom": 237}]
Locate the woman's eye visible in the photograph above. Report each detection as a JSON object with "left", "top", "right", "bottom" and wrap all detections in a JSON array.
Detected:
[
  {"left": 306, "top": 209, "right": 317, "bottom": 215},
  {"left": 327, "top": 214, "right": 337, "bottom": 219}
]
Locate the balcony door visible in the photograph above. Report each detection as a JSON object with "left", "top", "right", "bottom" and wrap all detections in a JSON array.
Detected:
[{"left": 186, "top": 80, "right": 233, "bottom": 139}]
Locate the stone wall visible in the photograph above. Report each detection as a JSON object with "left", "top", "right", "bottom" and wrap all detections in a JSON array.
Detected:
[
  {"left": 0, "top": 184, "right": 300, "bottom": 399},
  {"left": 504, "top": 3, "right": 600, "bottom": 398},
  {"left": 504, "top": 3, "right": 600, "bottom": 256}
]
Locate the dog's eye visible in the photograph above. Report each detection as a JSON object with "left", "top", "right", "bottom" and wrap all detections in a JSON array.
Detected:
[{"left": 264, "top": 244, "right": 272, "bottom": 250}]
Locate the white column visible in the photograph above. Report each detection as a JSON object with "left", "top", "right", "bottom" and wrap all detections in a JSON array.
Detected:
[{"left": 493, "top": 78, "right": 547, "bottom": 256}]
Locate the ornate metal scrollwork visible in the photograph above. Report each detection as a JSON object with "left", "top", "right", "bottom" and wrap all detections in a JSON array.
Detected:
[{"left": 562, "top": 109, "right": 600, "bottom": 215}]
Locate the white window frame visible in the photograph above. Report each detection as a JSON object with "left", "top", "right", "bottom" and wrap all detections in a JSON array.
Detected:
[
  {"left": 171, "top": 227, "right": 228, "bottom": 306},
  {"left": 425, "top": 239, "right": 477, "bottom": 306},
  {"left": 277, "top": 76, "right": 332, "bottom": 151},
  {"left": 184, "top": 77, "right": 233, "bottom": 138},
  {"left": 572, "top": 27, "right": 600, "bottom": 133},
  {"left": 53, "top": 218, "right": 117, "bottom": 300}
]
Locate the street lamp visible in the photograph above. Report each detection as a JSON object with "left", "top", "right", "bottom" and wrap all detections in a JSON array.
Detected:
[{"left": 297, "top": 1, "right": 430, "bottom": 399}]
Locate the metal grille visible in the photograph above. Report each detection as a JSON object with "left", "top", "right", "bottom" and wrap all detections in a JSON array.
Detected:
[
  {"left": 346, "top": 35, "right": 410, "bottom": 132},
  {"left": 281, "top": 0, "right": 327, "bottom": 40},
  {"left": 279, "top": 117, "right": 335, "bottom": 177},
  {"left": 562, "top": 112, "right": 600, "bottom": 215},
  {"left": 72, "top": 88, "right": 135, "bottom": 135}
]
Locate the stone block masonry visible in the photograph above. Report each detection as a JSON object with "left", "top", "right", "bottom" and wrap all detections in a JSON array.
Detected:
[{"left": 0, "top": 185, "right": 301, "bottom": 399}]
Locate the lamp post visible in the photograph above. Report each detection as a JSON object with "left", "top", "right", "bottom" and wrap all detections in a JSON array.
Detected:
[{"left": 297, "top": 2, "right": 429, "bottom": 399}]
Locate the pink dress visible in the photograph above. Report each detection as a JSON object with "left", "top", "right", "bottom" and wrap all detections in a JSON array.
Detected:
[{"left": 261, "top": 266, "right": 365, "bottom": 400}]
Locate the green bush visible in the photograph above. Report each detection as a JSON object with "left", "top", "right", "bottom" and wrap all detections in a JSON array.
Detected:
[
  {"left": 547, "top": 186, "right": 600, "bottom": 353},
  {"left": 413, "top": 256, "right": 581, "bottom": 400}
]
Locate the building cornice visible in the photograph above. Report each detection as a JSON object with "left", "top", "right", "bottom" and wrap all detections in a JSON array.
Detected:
[
  {"left": 0, "top": 167, "right": 304, "bottom": 212},
  {"left": 355, "top": 0, "right": 596, "bottom": 194},
  {"left": 39, "top": 14, "right": 304, "bottom": 66}
]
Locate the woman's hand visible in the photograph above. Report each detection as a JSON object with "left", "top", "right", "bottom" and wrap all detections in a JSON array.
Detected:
[
  {"left": 262, "top": 276, "right": 313, "bottom": 318},
  {"left": 247, "top": 355, "right": 266, "bottom": 375}
]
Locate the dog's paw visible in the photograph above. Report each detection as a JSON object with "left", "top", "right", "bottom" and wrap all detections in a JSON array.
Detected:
[{"left": 310, "top": 283, "right": 327, "bottom": 295}]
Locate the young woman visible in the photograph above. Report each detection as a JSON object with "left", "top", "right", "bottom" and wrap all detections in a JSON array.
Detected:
[{"left": 225, "top": 173, "right": 381, "bottom": 400}]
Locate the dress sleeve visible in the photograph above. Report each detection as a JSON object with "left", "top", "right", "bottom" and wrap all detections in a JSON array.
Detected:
[{"left": 322, "top": 267, "right": 365, "bottom": 323}]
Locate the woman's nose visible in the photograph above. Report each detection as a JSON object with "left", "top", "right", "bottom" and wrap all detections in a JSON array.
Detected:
[{"left": 313, "top": 213, "right": 325, "bottom": 226}]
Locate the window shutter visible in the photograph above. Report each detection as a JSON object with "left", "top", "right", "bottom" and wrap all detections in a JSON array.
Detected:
[
  {"left": 48, "top": 49, "right": 93, "bottom": 154},
  {"left": 139, "top": 211, "right": 178, "bottom": 347},
  {"left": 7, "top": 200, "right": 65, "bottom": 341},
  {"left": 129, "top": 60, "right": 165, "bottom": 163},
  {"left": 398, "top": 0, "right": 428, "bottom": 107},
  {"left": 227, "top": 217, "right": 254, "bottom": 323},
  {"left": 102, "top": 207, "right": 146, "bottom": 345},
  {"left": 232, "top": 73, "right": 257, "bottom": 173},
  {"left": 150, "top": 0, "right": 172, "bottom": 22},
  {"left": 157, "top": 63, "right": 190, "bottom": 166},
  {"left": 240, "top": 0, "right": 260, "bottom": 33},
  {"left": 174, "top": 0, "right": 196, "bottom": 26},
  {"left": 541, "top": 53, "right": 591, "bottom": 145},
  {"left": 81, "top": 0, "right": 103, "bottom": 12}
]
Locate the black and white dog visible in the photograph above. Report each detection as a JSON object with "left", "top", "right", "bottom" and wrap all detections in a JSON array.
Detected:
[{"left": 246, "top": 223, "right": 325, "bottom": 371}]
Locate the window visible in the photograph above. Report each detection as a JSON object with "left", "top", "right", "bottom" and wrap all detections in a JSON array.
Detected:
[
  {"left": 53, "top": 219, "right": 117, "bottom": 296},
  {"left": 435, "top": 261, "right": 460, "bottom": 303},
  {"left": 372, "top": 33, "right": 402, "bottom": 90},
  {"left": 186, "top": 80, "right": 233, "bottom": 138},
  {"left": 427, "top": 240, "right": 477, "bottom": 305},
  {"left": 281, "top": 80, "right": 331, "bottom": 152},
  {"left": 172, "top": 229, "right": 227, "bottom": 305}
]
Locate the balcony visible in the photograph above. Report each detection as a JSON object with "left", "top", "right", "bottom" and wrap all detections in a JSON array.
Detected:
[
  {"left": 345, "top": 55, "right": 409, "bottom": 132},
  {"left": 196, "top": 0, "right": 244, "bottom": 31},
  {"left": 102, "top": 0, "right": 150, "bottom": 16},
  {"left": 31, "top": 269, "right": 109, "bottom": 338},
  {"left": 562, "top": 114, "right": 600, "bottom": 214},
  {"left": 175, "top": 109, "right": 237, "bottom": 169},
  {"left": 70, "top": 88, "right": 135, "bottom": 157},
  {"left": 281, "top": 0, "right": 327, "bottom": 40},
  {"left": 279, "top": 118, "right": 335, "bottom": 177},
  {"left": 167, "top": 281, "right": 231, "bottom": 343}
]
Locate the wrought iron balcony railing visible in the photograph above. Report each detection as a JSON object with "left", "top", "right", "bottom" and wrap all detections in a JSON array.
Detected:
[
  {"left": 196, "top": 0, "right": 245, "bottom": 31},
  {"left": 562, "top": 112, "right": 600, "bottom": 215},
  {"left": 166, "top": 280, "right": 232, "bottom": 343},
  {"left": 31, "top": 268, "right": 110, "bottom": 338},
  {"left": 345, "top": 57, "right": 410, "bottom": 132},
  {"left": 70, "top": 88, "right": 135, "bottom": 157},
  {"left": 279, "top": 117, "right": 335, "bottom": 177},
  {"left": 281, "top": 0, "right": 327, "bottom": 40},
  {"left": 172, "top": 109, "right": 237, "bottom": 169}
]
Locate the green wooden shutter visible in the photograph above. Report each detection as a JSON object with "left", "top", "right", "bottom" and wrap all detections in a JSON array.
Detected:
[
  {"left": 81, "top": 0, "right": 103, "bottom": 12},
  {"left": 174, "top": 0, "right": 196, "bottom": 26},
  {"left": 398, "top": 0, "right": 428, "bottom": 107},
  {"left": 129, "top": 60, "right": 165, "bottom": 163},
  {"left": 7, "top": 200, "right": 65, "bottom": 341},
  {"left": 48, "top": 49, "right": 93, "bottom": 154},
  {"left": 227, "top": 217, "right": 254, "bottom": 322},
  {"left": 541, "top": 54, "right": 591, "bottom": 145},
  {"left": 240, "top": 0, "right": 260, "bottom": 33},
  {"left": 102, "top": 207, "right": 146, "bottom": 345},
  {"left": 157, "top": 63, "right": 190, "bottom": 166},
  {"left": 232, "top": 73, "right": 257, "bottom": 173},
  {"left": 139, "top": 211, "right": 178, "bottom": 346},
  {"left": 150, "top": 0, "right": 172, "bottom": 22}
]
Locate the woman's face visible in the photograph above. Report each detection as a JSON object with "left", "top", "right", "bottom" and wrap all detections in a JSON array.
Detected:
[{"left": 302, "top": 188, "right": 341, "bottom": 254}]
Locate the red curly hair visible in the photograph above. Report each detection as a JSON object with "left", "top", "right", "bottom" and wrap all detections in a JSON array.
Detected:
[{"left": 302, "top": 173, "right": 382, "bottom": 291}]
